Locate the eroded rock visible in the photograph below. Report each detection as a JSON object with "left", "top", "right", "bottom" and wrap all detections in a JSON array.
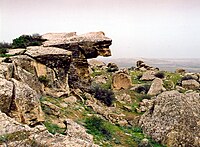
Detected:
[{"left": 139, "top": 90, "right": 200, "bottom": 147}]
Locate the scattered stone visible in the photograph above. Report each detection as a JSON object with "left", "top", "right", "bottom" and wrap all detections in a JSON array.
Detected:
[
  {"left": 41, "top": 101, "right": 60, "bottom": 116},
  {"left": 182, "top": 79, "right": 200, "bottom": 90},
  {"left": 107, "top": 62, "right": 119, "bottom": 72},
  {"left": 116, "top": 93, "right": 132, "bottom": 103},
  {"left": 140, "top": 71, "right": 156, "bottom": 81},
  {"left": 112, "top": 72, "right": 132, "bottom": 90},
  {"left": 147, "top": 78, "right": 165, "bottom": 95},
  {"left": 175, "top": 68, "right": 186, "bottom": 74},
  {"left": 63, "top": 96, "right": 77, "bottom": 104},
  {"left": 0, "top": 111, "right": 98, "bottom": 147}
]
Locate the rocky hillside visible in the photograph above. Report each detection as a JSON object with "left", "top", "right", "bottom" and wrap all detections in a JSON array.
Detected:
[{"left": 0, "top": 32, "right": 200, "bottom": 147}]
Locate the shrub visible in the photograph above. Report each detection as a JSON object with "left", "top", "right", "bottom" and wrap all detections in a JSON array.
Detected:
[
  {"left": 43, "top": 121, "right": 65, "bottom": 135},
  {"left": 38, "top": 75, "right": 49, "bottom": 86},
  {"left": 134, "top": 84, "right": 151, "bottom": 94},
  {"left": 12, "top": 34, "right": 46, "bottom": 48},
  {"left": 91, "top": 84, "right": 116, "bottom": 106},
  {"left": 155, "top": 71, "right": 165, "bottom": 79},
  {"left": 0, "top": 42, "right": 12, "bottom": 54},
  {"left": 181, "top": 75, "right": 195, "bottom": 81},
  {"left": 84, "top": 116, "right": 114, "bottom": 141}
]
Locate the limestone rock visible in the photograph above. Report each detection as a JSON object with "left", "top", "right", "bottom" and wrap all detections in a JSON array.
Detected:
[
  {"left": 139, "top": 91, "right": 200, "bottom": 147},
  {"left": 182, "top": 79, "right": 200, "bottom": 90},
  {"left": 112, "top": 72, "right": 132, "bottom": 90},
  {"left": 147, "top": 78, "right": 165, "bottom": 95},
  {"left": 0, "top": 78, "right": 14, "bottom": 113},
  {"left": 140, "top": 71, "right": 156, "bottom": 81},
  {"left": 116, "top": 93, "right": 132, "bottom": 103},
  {"left": 0, "top": 63, "right": 13, "bottom": 80},
  {"left": 10, "top": 55, "right": 70, "bottom": 97},
  {"left": 10, "top": 79, "right": 44, "bottom": 125},
  {"left": 42, "top": 32, "right": 112, "bottom": 91},
  {"left": 0, "top": 111, "right": 98, "bottom": 147},
  {"left": 6, "top": 48, "right": 26, "bottom": 55},
  {"left": 41, "top": 101, "right": 60, "bottom": 116},
  {"left": 88, "top": 59, "right": 106, "bottom": 70},
  {"left": 63, "top": 96, "right": 77, "bottom": 104}
]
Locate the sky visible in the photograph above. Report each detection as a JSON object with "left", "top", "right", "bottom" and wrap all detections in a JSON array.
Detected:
[{"left": 1, "top": 0, "right": 200, "bottom": 58}]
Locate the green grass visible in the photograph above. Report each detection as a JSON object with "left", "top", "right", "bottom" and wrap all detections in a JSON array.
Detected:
[{"left": 43, "top": 121, "right": 65, "bottom": 135}]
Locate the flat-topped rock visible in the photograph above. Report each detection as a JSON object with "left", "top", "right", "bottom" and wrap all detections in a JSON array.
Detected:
[{"left": 26, "top": 46, "right": 72, "bottom": 57}]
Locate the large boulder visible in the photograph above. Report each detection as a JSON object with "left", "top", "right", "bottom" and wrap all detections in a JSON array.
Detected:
[
  {"left": 139, "top": 91, "right": 200, "bottom": 147},
  {"left": 0, "top": 78, "right": 14, "bottom": 113},
  {"left": 9, "top": 79, "right": 44, "bottom": 125},
  {"left": 182, "top": 79, "right": 200, "bottom": 90},
  {"left": 0, "top": 111, "right": 98, "bottom": 147},
  {"left": 147, "top": 78, "right": 165, "bottom": 95},
  {"left": 42, "top": 32, "right": 112, "bottom": 91},
  {"left": 112, "top": 72, "right": 132, "bottom": 90},
  {"left": 140, "top": 71, "right": 156, "bottom": 81}
]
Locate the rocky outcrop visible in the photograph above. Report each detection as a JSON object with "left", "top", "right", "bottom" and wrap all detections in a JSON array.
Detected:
[
  {"left": 136, "top": 60, "right": 158, "bottom": 71},
  {"left": 112, "top": 71, "right": 132, "bottom": 90},
  {"left": 0, "top": 77, "right": 44, "bottom": 125},
  {"left": 0, "top": 111, "right": 98, "bottom": 147},
  {"left": 139, "top": 91, "right": 200, "bottom": 147},
  {"left": 42, "top": 32, "right": 112, "bottom": 91}
]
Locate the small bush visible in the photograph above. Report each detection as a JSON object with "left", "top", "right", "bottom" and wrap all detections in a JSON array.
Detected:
[
  {"left": 181, "top": 75, "right": 195, "bottom": 81},
  {"left": 12, "top": 34, "right": 46, "bottom": 48},
  {"left": 43, "top": 121, "right": 65, "bottom": 135},
  {"left": 134, "top": 84, "right": 151, "bottom": 94},
  {"left": 91, "top": 84, "right": 116, "bottom": 106},
  {"left": 0, "top": 42, "right": 12, "bottom": 54},
  {"left": 155, "top": 71, "right": 165, "bottom": 79},
  {"left": 84, "top": 116, "right": 114, "bottom": 141},
  {"left": 38, "top": 75, "right": 49, "bottom": 86}
]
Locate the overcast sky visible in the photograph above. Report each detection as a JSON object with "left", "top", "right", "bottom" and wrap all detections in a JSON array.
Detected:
[{"left": 1, "top": 0, "right": 200, "bottom": 58}]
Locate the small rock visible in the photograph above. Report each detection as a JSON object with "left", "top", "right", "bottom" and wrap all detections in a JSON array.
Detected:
[{"left": 63, "top": 96, "right": 77, "bottom": 104}]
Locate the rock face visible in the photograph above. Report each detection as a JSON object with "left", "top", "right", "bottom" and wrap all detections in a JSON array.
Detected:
[
  {"left": 0, "top": 77, "right": 44, "bottom": 125},
  {"left": 139, "top": 91, "right": 200, "bottom": 147},
  {"left": 112, "top": 71, "right": 132, "bottom": 90},
  {"left": 147, "top": 78, "right": 165, "bottom": 95},
  {"left": 182, "top": 79, "right": 200, "bottom": 90},
  {"left": 42, "top": 31, "right": 112, "bottom": 91},
  {"left": 0, "top": 111, "right": 98, "bottom": 147}
]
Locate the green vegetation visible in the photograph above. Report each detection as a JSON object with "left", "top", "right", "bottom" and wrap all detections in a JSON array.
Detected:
[
  {"left": 12, "top": 34, "right": 46, "bottom": 48},
  {"left": 84, "top": 116, "right": 117, "bottom": 142},
  {"left": 130, "top": 71, "right": 144, "bottom": 84},
  {"left": 134, "top": 84, "right": 151, "bottom": 94},
  {"left": 154, "top": 71, "right": 165, "bottom": 79},
  {"left": 91, "top": 84, "right": 116, "bottom": 106},
  {"left": 38, "top": 75, "right": 49, "bottom": 86},
  {"left": 43, "top": 121, "right": 65, "bottom": 135}
]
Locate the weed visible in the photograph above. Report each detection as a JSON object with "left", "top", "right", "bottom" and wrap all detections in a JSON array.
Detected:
[{"left": 43, "top": 121, "right": 65, "bottom": 135}]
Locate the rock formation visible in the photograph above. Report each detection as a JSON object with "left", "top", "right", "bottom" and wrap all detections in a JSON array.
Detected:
[
  {"left": 42, "top": 32, "right": 112, "bottom": 91},
  {"left": 139, "top": 91, "right": 200, "bottom": 147},
  {"left": 112, "top": 71, "right": 132, "bottom": 90},
  {"left": 0, "top": 31, "right": 112, "bottom": 125},
  {"left": 0, "top": 111, "right": 98, "bottom": 147}
]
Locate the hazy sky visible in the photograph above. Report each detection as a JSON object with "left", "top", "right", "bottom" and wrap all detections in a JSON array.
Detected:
[{"left": 1, "top": 0, "right": 200, "bottom": 58}]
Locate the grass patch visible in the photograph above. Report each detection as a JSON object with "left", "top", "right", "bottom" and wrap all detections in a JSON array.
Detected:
[
  {"left": 84, "top": 116, "right": 119, "bottom": 143},
  {"left": 43, "top": 121, "right": 65, "bottom": 135}
]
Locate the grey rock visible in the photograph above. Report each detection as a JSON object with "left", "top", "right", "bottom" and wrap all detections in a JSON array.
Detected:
[{"left": 139, "top": 90, "right": 200, "bottom": 147}]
